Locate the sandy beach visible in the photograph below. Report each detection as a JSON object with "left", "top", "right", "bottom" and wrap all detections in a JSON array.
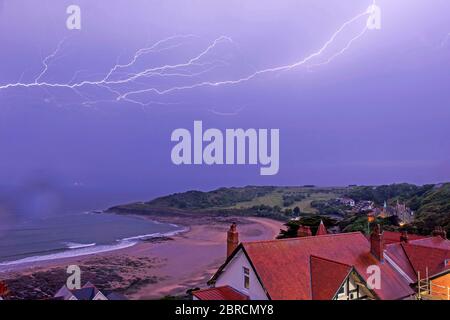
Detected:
[{"left": 0, "top": 216, "right": 284, "bottom": 300}]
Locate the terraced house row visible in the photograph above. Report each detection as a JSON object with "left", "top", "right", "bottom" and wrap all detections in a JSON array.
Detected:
[{"left": 193, "top": 223, "right": 450, "bottom": 300}]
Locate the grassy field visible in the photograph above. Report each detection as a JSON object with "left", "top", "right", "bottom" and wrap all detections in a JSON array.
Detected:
[
  {"left": 109, "top": 186, "right": 346, "bottom": 218},
  {"left": 108, "top": 183, "right": 450, "bottom": 235},
  {"left": 291, "top": 192, "right": 338, "bottom": 213},
  {"left": 227, "top": 188, "right": 340, "bottom": 213}
]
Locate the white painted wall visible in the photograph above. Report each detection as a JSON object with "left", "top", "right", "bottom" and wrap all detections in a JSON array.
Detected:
[
  {"left": 215, "top": 249, "right": 268, "bottom": 300},
  {"left": 93, "top": 291, "right": 108, "bottom": 300},
  {"left": 335, "top": 274, "right": 368, "bottom": 300}
]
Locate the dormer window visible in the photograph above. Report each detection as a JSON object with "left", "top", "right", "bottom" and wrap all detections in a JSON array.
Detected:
[{"left": 243, "top": 267, "right": 250, "bottom": 289}]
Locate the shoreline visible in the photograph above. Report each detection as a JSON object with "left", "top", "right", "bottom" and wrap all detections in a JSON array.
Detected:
[
  {"left": 0, "top": 216, "right": 188, "bottom": 273},
  {"left": 0, "top": 216, "right": 285, "bottom": 300}
]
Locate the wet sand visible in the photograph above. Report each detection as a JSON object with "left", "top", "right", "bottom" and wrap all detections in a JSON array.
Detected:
[{"left": 0, "top": 217, "right": 284, "bottom": 300}]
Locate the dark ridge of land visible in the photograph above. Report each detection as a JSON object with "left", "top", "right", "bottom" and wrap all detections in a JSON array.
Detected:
[{"left": 107, "top": 183, "right": 450, "bottom": 235}]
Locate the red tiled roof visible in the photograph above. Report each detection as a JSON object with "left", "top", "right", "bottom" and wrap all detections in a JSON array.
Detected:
[
  {"left": 241, "top": 232, "right": 414, "bottom": 300},
  {"left": 193, "top": 286, "right": 249, "bottom": 300},
  {"left": 384, "top": 243, "right": 417, "bottom": 282},
  {"left": 383, "top": 231, "right": 426, "bottom": 245},
  {"left": 385, "top": 236, "right": 450, "bottom": 283},
  {"left": 409, "top": 237, "right": 450, "bottom": 250},
  {"left": 310, "top": 256, "right": 351, "bottom": 300},
  {"left": 316, "top": 221, "right": 328, "bottom": 236},
  {"left": 402, "top": 243, "right": 450, "bottom": 277}
]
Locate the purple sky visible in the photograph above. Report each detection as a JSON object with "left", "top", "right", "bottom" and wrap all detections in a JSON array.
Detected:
[{"left": 0, "top": 0, "right": 450, "bottom": 213}]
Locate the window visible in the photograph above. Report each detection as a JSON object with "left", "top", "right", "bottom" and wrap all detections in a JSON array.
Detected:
[
  {"left": 335, "top": 285, "right": 346, "bottom": 300},
  {"left": 243, "top": 267, "right": 250, "bottom": 289}
]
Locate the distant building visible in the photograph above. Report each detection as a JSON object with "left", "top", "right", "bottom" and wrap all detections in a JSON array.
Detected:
[
  {"left": 193, "top": 224, "right": 450, "bottom": 300},
  {"left": 353, "top": 200, "right": 374, "bottom": 212},
  {"left": 316, "top": 220, "right": 328, "bottom": 236},
  {"left": 296, "top": 220, "right": 328, "bottom": 238},
  {"left": 393, "top": 200, "right": 414, "bottom": 224},
  {"left": 378, "top": 200, "right": 414, "bottom": 224},
  {"left": 337, "top": 198, "right": 355, "bottom": 207},
  {"left": 297, "top": 225, "right": 312, "bottom": 237},
  {"left": 54, "top": 282, "right": 126, "bottom": 300}
]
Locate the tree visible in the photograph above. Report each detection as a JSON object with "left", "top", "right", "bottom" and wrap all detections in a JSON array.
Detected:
[{"left": 277, "top": 215, "right": 338, "bottom": 239}]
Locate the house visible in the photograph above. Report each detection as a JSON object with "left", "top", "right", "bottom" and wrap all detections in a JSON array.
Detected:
[
  {"left": 337, "top": 198, "right": 355, "bottom": 207},
  {"left": 193, "top": 224, "right": 450, "bottom": 300},
  {"left": 378, "top": 200, "right": 414, "bottom": 224},
  {"left": 384, "top": 227, "right": 450, "bottom": 300},
  {"left": 316, "top": 220, "right": 328, "bottom": 236},
  {"left": 353, "top": 200, "right": 375, "bottom": 212},
  {"left": 295, "top": 220, "right": 328, "bottom": 237},
  {"left": 54, "top": 282, "right": 126, "bottom": 300}
]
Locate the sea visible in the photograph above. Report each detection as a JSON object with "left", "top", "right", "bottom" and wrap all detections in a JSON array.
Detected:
[{"left": 0, "top": 211, "right": 185, "bottom": 270}]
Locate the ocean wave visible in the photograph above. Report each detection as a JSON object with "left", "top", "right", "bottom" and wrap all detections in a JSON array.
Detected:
[
  {"left": 0, "top": 227, "right": 188, "bottom": 271},
  {"left": 0, "top": 240, "right": 137, "bottom": 269},
  {"left": 120, "top": 226, "right": 188, "bottom": 241},
  {"left": 64, "top": 242, "right": 97, "bottom": 249}
]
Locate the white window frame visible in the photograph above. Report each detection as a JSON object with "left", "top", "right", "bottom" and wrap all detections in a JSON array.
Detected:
[{"left": 243, "top": 267, "right": 250, "bottom": 290}]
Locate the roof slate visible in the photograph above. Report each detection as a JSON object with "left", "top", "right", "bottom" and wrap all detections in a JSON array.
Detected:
[
  {"left": 241, "top": 232, "right": 415, "bottom": 300},
  {"left": 193, "top": 286, "right": 249, "bottom": 300}
]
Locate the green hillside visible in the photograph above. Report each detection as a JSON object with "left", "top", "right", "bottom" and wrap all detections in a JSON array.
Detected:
[
  {"left": 108, "top": 186, "right": 345, "bottom": 220},
  {"left": 407, "top": 183, "right": 450, "bottom": 235},
  {"left": 108, "top": 183, "right": 450, "bottom": 234}
]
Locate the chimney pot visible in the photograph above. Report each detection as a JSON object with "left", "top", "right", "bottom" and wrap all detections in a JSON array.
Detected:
[
  {"left": 400, "top": 230, "right": 409, "bottom": 243},
  {"left": 370, "top": 224, "right": 384, "bottom": 261},
  {"left": 227, "top": 223, "right": 239, "bottom": 259},
  {"left": 432, "top": 226, "right": 447, "bottom": 240},
  {"left": 297, "top": 225, "right": 312, "bottom": 237}
]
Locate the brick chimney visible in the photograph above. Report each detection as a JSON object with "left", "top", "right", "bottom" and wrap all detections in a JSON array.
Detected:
[
  {"left": 370, "top": 224, "right": 384, "bottom": 261},
  {"left": 432, "top": 226, "right": 447, "bottom": 240},
  {"left": 227, "top": 223, "right": 239, "bottom": 258},
  {"left": 400, "top": 230, "right": 409, "bottom": 243},
  {"left": 297, "top": 225, "right": 312, "bottom": 237}
]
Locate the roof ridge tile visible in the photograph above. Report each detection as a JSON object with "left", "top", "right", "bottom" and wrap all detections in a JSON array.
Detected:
[{"left": 242, "top": 231, "right": 364, "bottom": 245}]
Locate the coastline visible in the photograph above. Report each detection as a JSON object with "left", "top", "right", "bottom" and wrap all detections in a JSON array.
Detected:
[
  {"left": 0, "top": 216, "right": 285, "bottom": 300},
  {"left": 0, "top": 213, "right": 188, "bottom": 273}
]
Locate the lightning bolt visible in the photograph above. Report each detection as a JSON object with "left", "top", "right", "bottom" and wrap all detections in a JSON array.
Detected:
[
  {"left": 0, "top": 1, "right": 377, "bottom": 107},
  {"left": 102, "top": 34, "right": 199, "bottom": 81},
  {"left": 0, "top": 35, "right": 230, "bottom": 88},
  {"left": 308, "top": 26, "right": 369, "bottom": 70},
  {"left": 34, "top": 38, "right": 67, "bottom": 83},
  {"left": 118, "top": 5, "right": 373, "bottom": 100},
  {"left": 100, "top": 35, "right": 233, "bottom": 86}
]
